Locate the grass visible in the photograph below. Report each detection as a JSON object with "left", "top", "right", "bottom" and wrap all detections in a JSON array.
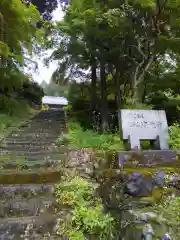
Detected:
[{"left": 57, "top": 121, "right": 124, "bottom": 151}]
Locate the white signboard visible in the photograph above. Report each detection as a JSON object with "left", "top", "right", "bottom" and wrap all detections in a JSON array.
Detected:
[{"left": 120, "top": 109, "right": 169, "bottom": 149}]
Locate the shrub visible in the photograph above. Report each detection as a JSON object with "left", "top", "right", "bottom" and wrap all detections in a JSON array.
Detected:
[
  {"left": 0, "top": 99, "right": 34, "bottom": 132},
  {"left": 0, "top": 114, "right": 13, "bottom": 132},
  {"left": 57, "top": 121, "right": 124, "bottom": 151},
  {"left": 153, "top": 197, "right": 180, "bottom": 239},
  {"left": 55, "top": 176, "right": 115, "bottom": 240},
  {"left": 123, "top": 101, "right": 153, "bottom": 110},
  {"left": 169, "top": 123, "right": 180, "bottom": 150},
  {"left": 19, "top": 81, "right": 44, "bottom": 105}
]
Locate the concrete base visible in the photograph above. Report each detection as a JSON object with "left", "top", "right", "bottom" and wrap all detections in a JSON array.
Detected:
[{"left": 118, "top": 150, "right": 177, "bottom": 167}]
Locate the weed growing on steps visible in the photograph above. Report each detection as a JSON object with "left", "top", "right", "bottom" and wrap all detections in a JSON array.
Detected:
[
  {"left": 57, "top": 121, "right": 124, "bottom": 151},
  {"left": 55, "top": 176, "right": 115, "bottom": 240}
]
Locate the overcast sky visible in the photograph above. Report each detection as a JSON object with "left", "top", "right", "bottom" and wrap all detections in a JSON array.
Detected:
[{"left": 26, "top": 6, "right": 64, "bottom": 84}]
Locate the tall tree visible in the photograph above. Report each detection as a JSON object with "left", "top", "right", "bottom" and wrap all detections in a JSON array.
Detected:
[{"left": 49, "top": 0, "right": 180, "bottom": 129}]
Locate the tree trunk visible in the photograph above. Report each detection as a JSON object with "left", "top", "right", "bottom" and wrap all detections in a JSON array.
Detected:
[
  {"left": 114, "top": 67, "right": 122, "bottom": 135},
  {"left": 100, "top": 55, "right": 109, "bottom": 132},
  {"left": 132, "top": 55, "right": 154, "bottom": 104},
  {"left": 91, "top": 56, "right": 97, "bottom": 111},
  {"left": 133, "top": 83, "right": 145, "bottom": 104},
  {"left": 114, "top": 67, "right": 121, "bottom": 109}
]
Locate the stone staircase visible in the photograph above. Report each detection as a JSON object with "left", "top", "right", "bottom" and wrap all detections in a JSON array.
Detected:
[{"left": 0, "top": 109, "right": 66, "bottom": 239}]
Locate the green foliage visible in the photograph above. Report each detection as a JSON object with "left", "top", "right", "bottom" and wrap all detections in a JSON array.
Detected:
[
  {"left": 0, "top": 80, "right": 43, "bottom": 117},
  {"left": 123, "top": 102, "right": 153, "bottom": 110},
  {"left": 0, "top": 96, "right": 21, "bottom": 116},
  {"left": 41, "top": 80, "right": 69, "bottom": 97},
  {"left": 169, "top": 123, "right": 180, "bottom": 150},
  {"left": 57, "top": 121, "right": 124, "bottom": 151},
  {"left": 19, "top": 81, "right": 44, "bottom": 105},
  {"left": 56, "top": 176, "right": 93, "bottom": 206},
  {"left": 153, "top": 197, "right": 180, "bottom": 239},
  {"left": 146, "top": 62, "right": 180, "bottom": 124},
  {"left": 56, "top": 176, "right": 115, "bottom": 240},
  {"left": 67, "top": 81, "right": 119, "bottom": 130},
  {"left": 0, "top": 100, "right": 34, "bottom": 132},
  {"left": 0, "top": 114, "right": 14, "bottom": 131},
  {"left": 0, "top": 0, "right": 40, "bottom": 58},
  {"left": 49, "top": 0, "right": 180, "bottom": 131},
  {"left": 0, "top": 0, "right": 43, "bottom": 116},
  {"left": 63, "top": 105, "right": 72, "bottom": 112}
]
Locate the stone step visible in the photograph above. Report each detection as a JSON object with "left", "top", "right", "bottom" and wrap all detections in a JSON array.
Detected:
[
  {"left": 21, "top": 125, "right": 62, "bottom": 129},
  {"left": 0, "top": 109, "right": 66, "bottom": 238},
  {"left": 4, "top": 136, "right": 58, "bottom": 142},
  {"left": 0, "top": 197, "right": 58, "bottom": 218},
  {"left": 35, "top": 112, "right": 64, "bottom": 116},
  {"left": 0, "top": 184, "right": 54, "bottom": 201},
  {"left": 10, "top": 129, "right": 61, "bottom": 135},
  {"left": 30, "top": 120, "right": 64, "bottom": 124},
  {"left": 0, "top": 145, "right": 57, "bottom": 152},
  {"left": 0, "top": 159, "right": 61, "bottom": 170},
  {"left": 31, "top": 115, "right": 63, "bottom": 119},
  {"left": 21, "top": 120, "right": 63, "bottom": 124},
  {"left": 0, "top": 144, "right": 57, "bottom": 151},
  {"left": 22, "top": 118, "right": 63, "bottom": 122},
  {"left": 33, "top": 115, "right": 63, "bottom": 118},
  {"left": 33, "top": 116, "right": 63, "bottom": 119},
  {"left": 0, "top": 169, "right": 62, "bottom": 184},
  {"left": 0, "top": 215, "right": 59, "bottom": 239},
  {"left": 0, "top": 148, "right": 61, "bottom": 155},
  {"left": 12, "top": 125, "right": 62, "bottom": 130},
  {"left": 30, "top": 120, "right": 65, "bottom": 124},
  {"left": 0, "top": 153, "right": 66, "bottom": 161},
  {"left": 0, "top": 146, "right": 66, "bottom": 155},
  {"left": 36, "top": 116, "right": 65, "bottom": 118},
  {"left": 18, "top": 121, "right": 62, "bottom": 126},
  {"left": 35, "top": 111, "right": 63, "bottom": 115},
  {"left": 28, "top": 128, "right": 65, "bottom": 132},
  {"left": 2, "top": 138, "right": 50, "bottom": 143},
  {"left": 9, "top": 133, "right": 60, "bottom": 139}
]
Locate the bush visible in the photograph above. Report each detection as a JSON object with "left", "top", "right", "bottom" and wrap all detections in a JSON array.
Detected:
[
  {"left": 0, "top": 114, "right": 14, "bottom": 132},
  {"left": 153, "top": 197, "right": 180, "bottom": 239},
  {"left": 122, "top": 102, "right": 153, "bottom": 110},
  {"left": 148, "top": 92, "right": 180, "bottom": 125},
  {"left": 19, "top": 81, "right": 44, "bottom": 105},
  {"left": 169, "top": 123, "right": 180, "bottom": 150},
  {"left": 0, "top": 96, "right": 31, "bottom": 116},
  {"left": 0, "top": 99, "right": 35, "bottom": 132},
  {"left": 55, "top": 176, "right": 115, "bottom": 240},
  {"left": 57, "top": 121, "right": 124, "bottom": 151}
]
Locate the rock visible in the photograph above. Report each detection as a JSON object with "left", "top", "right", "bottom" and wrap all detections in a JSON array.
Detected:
[
  {"left": 153, "top": 170, "right": 165, "bottom": 187},
  {"left": 124, "top": 173, "right": 153, "bottom": 197},
  {"left": 137, "top": 211, "right": 157, "bottom": 222},
  {"left": 161, "top": 233, "right": 171, "bottom": 240}
]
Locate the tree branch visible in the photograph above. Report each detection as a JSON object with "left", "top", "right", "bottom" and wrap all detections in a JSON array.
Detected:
[
  {"left": 156, "top": 0, "right": 161, "bottom": 14},
  {"left": 135, "top": 54, "right": 154, "bottom": 87},
  {"left": 129, "top": 41, "right": 147, "bottom": 59}
]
